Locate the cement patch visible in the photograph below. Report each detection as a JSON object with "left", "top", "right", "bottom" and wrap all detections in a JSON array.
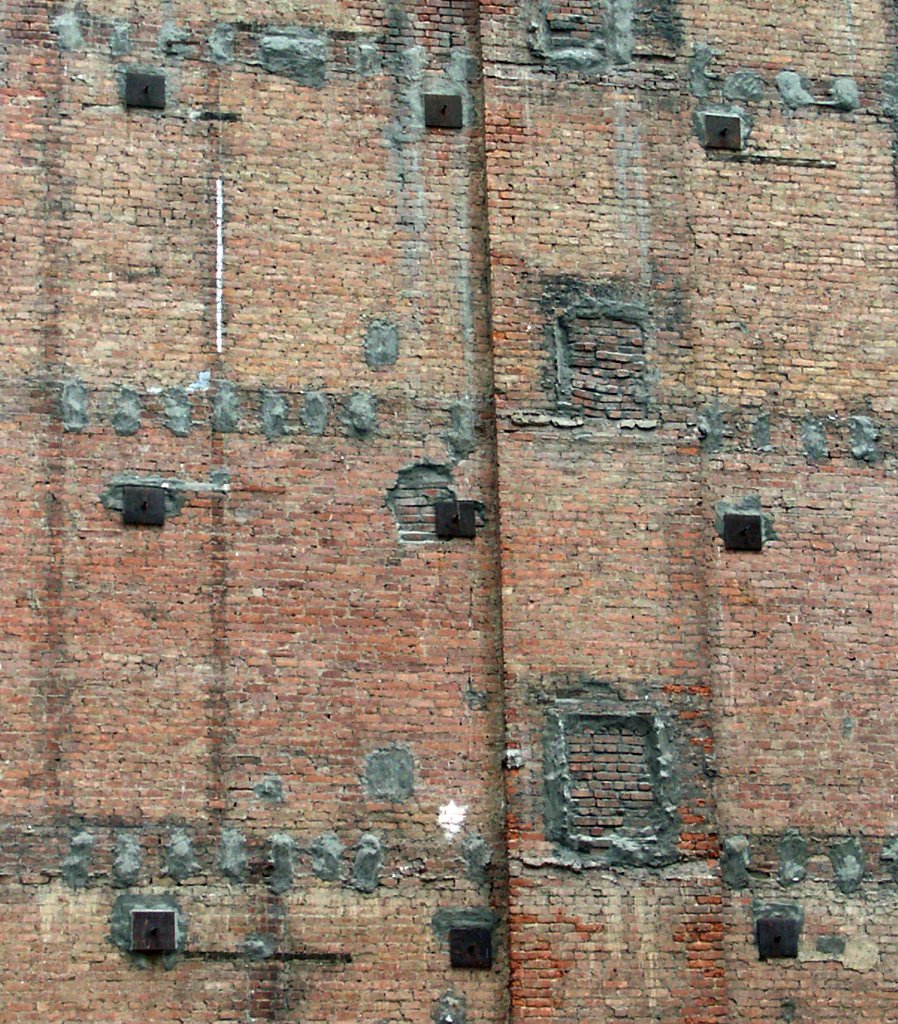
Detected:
[
  {"left": 268, "top": 833, "right": 295, "bottom": 894},
  {"left": 364, "top": 746, "right": 414, "bottom": 802},
  {"left": 258, "top": 28, "right": 327, "bottom": 87},
  {"left": 341, "top": 393, "right": 377, "bottom": 438},
  {"left": 778, "top": 828, "right": 807, "bottom": 885},
  {"left": 61, "top": 831, "right": 94, "bottom": 889},
  {"left": 351, "top": 833, "right": 383, "bottom": 893},
  {"left": 302, "top": 391, "right": 329, "bottom": 435},
  {"left": 829, "top": 837, "right": 865, "bottom": 893},
  {"left": 163, "top": 388, "right": 192, "bottom": 436},
  {"left": 112, "top": 387, "right": 141, "bottom": 436},
  {"left": 165, "top": 829, "right": 199, "bottom": 883},
  {"left": 721, "top": 835, "right": 750, "bottom": 889},
  {"left": 310, "top": 832, "right": 344, "bottom": 881},
  {"left": 364, "top": 320, "right": 399, "bottom": 369},
  {"left": 112, "top": 832, "right": 142, "bottom": 888},
  {"left": 219, "top": 829, "right": 247, "bottom": 883},
  {"left": 61, "top": 379, "right": 89, "bottom": 432}
]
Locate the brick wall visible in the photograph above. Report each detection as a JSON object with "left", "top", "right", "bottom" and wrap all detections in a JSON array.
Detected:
[{"left": 1, "top": 1, "right": 896, "bottom": 1022}]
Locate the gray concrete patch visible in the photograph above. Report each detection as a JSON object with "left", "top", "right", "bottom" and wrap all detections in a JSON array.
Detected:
[
  {"left": 444, "top": 400, "right": 477, "bottom": 461},
  {"left": 460, "top": 833, "right": 492, "bottom": 884},
  {"left": 802, "top": 417, "right": 829, "bottom": 460},
  {"left": 816, "top": 934, "right": 846, "bottom": 956},
  {"left": 723, "top": 70, "right": 766, "bottom": 103},
  {"left": 260, "top": 389, "right": 289, "bottom": 439},
  {"left": 880, "top": 836, "right": 898, "bottom": 882},
  {"left": 110, "top": 22, "right": 132, "bottom": 57},
  {"left": 688, "top": 43, "right": 716, "bottom": 99},
  {"left": 109, "top": 893, "right": 183, "bottom": 968},
  {"left": 212, "top": 381, "right": 240, "bottom": 432},
  {"left": 351, "top": 833, "right": 383, "bottom": 893},
  {"left": 448, "top": 47, "right": 478, "bottom": 85},
  {"left": 112, "top": 832, "right": 142, "bottom": 888},
  {"left": 829, "top": 837, "right": 865, "bottom": 893},
  {"left": 341, "top": 393, "right": 377, "bottom": 439},
  {"left": 163, "top": 387, "right": 192, "bottom": 436},
  {"left": 752, "top": 411, "right": 772, "bottom": 451},
  {"left": 258, "top": 28, "right": 327, "bottom": 88},
  {"left": 883, "top": 74, "right": 898, "bottom": 117},
  {"left": 829, "top": 77, "right": 860, "bottom": 111},
  {"left": 112, "top": 387, "right": 141, "bottom": 436},
  {"left": 244, "top": 933, "right": 276, "bottom": 960},
  {"left": 364, "top": 320, "right": 399, "bottom": 369},
  {"left": 219, "top": 829, "right": 247, "bottom": 882},
  {"left": 209, "top": 24, "right": 235, "bottom": 64},
  {"left": 721, "top": 835, "right": 750, "bottom": 889},
  {"left": 776, "top": 71, "right": 815, "bottom": 108},
  {"left": 158, "top": 20, "right": 194, "bottom": 59},
  {"left": 351, "top": 39, "right": 381, "bottom": 76},
  {"left": 364, "top": 746, "right": 414, "bottom": 802},
  {"left": 431, "top": 907, "right": 498, "bottom": 942},
  {"left": 61, "top": 379, "right": 89, "bottom": 432},
  {"left": 61, "top": 831, "right": 94, "bottom": 888},
  {"left": 301, "top": 391, "right": 329, "bottom": 435},
  {"left": 254, "top": 774, "right": 285, "bottom": 803},
  {"left": 52, "top": 11, "right": 85, "bottom": 51},
  {"left": 778, "top": 828, "right": 807, "bottom": 885},
  {"left": 165, "top": 828, "right": 199, "bottom": 883},
  {"left": 849, "top": 415, "right": 879, "bottom": 462},
  {"left": 697, "top": 403, "right": 724, "bottom": 453},
  {"left": 433, "top": 990, "right": 466, "bottom": 1024},
  {"left": 268, "top": 833, "right": 296, "bottom": 894},
  {"left": 310, "top": 832, "right": 344, "bottom": 881}
]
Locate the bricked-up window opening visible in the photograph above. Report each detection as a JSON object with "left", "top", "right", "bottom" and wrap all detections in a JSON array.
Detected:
[
  {"left": 544, "top": 707, "right": 680, "bottom": 867},
  {"left": 567, "top": 720, "right": 656, "bottom": 839},
  {"left": 558, "top": 315, "right": 649, "bottom": 421},
  {"left": 545, "top": 284, "right": 654, "bottom": 423}
]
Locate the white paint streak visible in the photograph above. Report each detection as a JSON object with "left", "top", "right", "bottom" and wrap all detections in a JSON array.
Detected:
[
  {"left": 438, "top": 800, "right": 467, "bottom": 840},
  {"left": 215, "top": 177, "right": 224, "bottom": 354}
]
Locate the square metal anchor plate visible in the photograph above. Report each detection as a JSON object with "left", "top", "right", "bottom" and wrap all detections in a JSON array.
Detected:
[
  {"left": 723, "top": 512, "right": 763, "bottom": 551},
  {"left": 122, "top": 485, "right": 166, "bottom": 527},
  {"left": 435, "top": 500, "right": 476, "bottom": 539},
  {"left": 424, "top": 94, "right": 463, "bottom": 129},
  {"left": 131, "top": 910, "right": 176, "bottom": 953},
  {"left": 756, "top": 917, "right": 799, "bottom": 960},
  {"left": 125, "top": 72, "right": 166, "bottom": 110},
  {"left": 449, "top": 926, "right": 493, "bottom": 969},
  {"left": 703, "top": 112, "right": 743, "bottom": 151}
]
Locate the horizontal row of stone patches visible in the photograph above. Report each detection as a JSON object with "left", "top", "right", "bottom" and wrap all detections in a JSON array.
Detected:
[
  {"left": 59, "top": 379, "right": 377, "bottom": 439},
  {"left": 698, "top": 406, "right": 889, "bottom": 463},
  {"left": 51, "top": 14, "right": 438, "bottom": 88},
  {"left": 722, "top": 830, "right": 898, "bottom": 892},
  {"left": 60, "top": 827, "right": 386, "bottom": 894}
]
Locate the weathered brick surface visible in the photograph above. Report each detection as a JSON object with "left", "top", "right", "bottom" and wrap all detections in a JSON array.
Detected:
[{"left": 1, "top": 1, "right": 897, "bottom": 1022}]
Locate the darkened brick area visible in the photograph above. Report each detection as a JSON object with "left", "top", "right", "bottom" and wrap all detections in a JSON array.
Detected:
[{"left": 1, "top": 1, "right": 897, "bottom": 1023}]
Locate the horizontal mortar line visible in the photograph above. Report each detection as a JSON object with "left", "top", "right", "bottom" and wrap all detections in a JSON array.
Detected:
[{"left": 181, "top": 950, "right": 352, "bottom": 964}]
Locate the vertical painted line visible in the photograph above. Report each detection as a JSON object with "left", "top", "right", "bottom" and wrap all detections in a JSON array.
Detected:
[{"left": 216, "top": 177, "right": 224, "bottom": 354}]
